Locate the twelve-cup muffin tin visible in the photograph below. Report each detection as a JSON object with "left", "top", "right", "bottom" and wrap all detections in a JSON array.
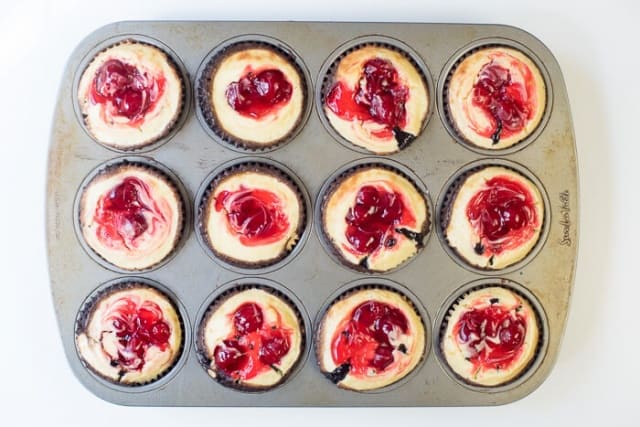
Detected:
[{"left": 47, "top": 21, "right": 578, "bottom": 406}]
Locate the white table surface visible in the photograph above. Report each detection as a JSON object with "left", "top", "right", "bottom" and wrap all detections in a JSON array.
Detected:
[{"left": 2, "top": 0, "right": 639, "bottom": 425}]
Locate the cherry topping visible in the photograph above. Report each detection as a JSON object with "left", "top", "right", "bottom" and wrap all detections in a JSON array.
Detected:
[
  {"left": 332, "top": 300, "right": 409, "bottom": 376},
  {"left": 213, "top": 300, "right": 293, "bottom": 380},
  {"left": 95, "top": 177, "right": 153, "bottom": 246},
  {"left": 344, "top": 185, "right": 412, "bottom": 255},
  {"left": 91, "top": 59, "right": 163, "bottom": 122},
  {"left": 214, "top": 339, "right": 248, "bottom": 373},
  {"left": 325, "top": 57, "right": 409, "bottom": 139},
  {"left": 215, "top": 186, "right": 290, "bottom": 246},
  {"left": 371, "top": 343, "right": 394, "bottom": 371},
  {"left": 233, "top": 302, "right": 264, "bottom": 335},
  {"left": 455, "top": 304, "right": 527, "bottom": 370},
  {"left": 105, "top": 297, "right": 172, "bottom": 371},
  {"left": 356, "top": 58, "right": 408, "bottom": 128},
  {"left": 259, "top": 329, "right": 290, "bottom": 366},
  {"left": 472, "top": 63, "right": 531, "bottom": 143},
  {"left": 226, "top": 69, "right": 293, "bottom": 119},
  {"left": 466, "top": 176, "right": 538, "bottom": 254}
]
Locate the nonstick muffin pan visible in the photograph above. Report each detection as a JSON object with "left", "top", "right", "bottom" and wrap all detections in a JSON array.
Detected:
[{"left": 47, "top": 21, "right": 578, "bottom": 406}]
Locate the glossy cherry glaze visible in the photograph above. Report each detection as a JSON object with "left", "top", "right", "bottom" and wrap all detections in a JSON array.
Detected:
[
  {"left": 471, "top": 63, "right": 532, "bottom": 143},
  {"left": 453, "top": 304, "right": 527, "bottom": 372},
  {"left": 94, "top": 177, "right": 166, "bottom": 249},
  {"left": 91, "top": 59, "right": 165, "bottom": 123},
  {"left": 226, "top": 69, "right": 293, "bottom": 119},
  {"left": 215, "top": 186, "right": 290, "bottom": 246},
  {"left": 104, "top": 296, "right": 172, "bottom": 371},
  {"left": 213, "top": 301, "right": 293, "bottom": 381},
  {"left": 466, "top": 176, "right": 538, "bottom": 255},
  {"left": 332, "top": 300, "right": 409, "bottom": 375},
  {"left": 344, "top": 185, "right": 415, "bottom": 255},
  {"left": 326, "top": 58, "right": 408, "bottom": 139}
]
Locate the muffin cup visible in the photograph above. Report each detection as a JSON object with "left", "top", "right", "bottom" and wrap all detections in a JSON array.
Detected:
[
  {"left": 74, "top": 277, "right": 189, "bottom": 391},
  {"left": 316, "top": 35, "right": 434, "bottom": 155},
  {"left": 438, "top": 38, "right": 553, "bottom": 156},
  {"left": 74, "top": 156, "right": 190, "bottom": 273},
  {"left": 195, "top": 278, "right": 310, "bottom": 393},
  {"left": 436, "top": 158, "right": 550, "bottom": 274},
  {"left": 195, "top": 35, "right": 312, "bottom": 152},
  {"left": 73, "top": 35, "right": 190, "bottom": 153},
  {"left": 316, "top": 157, "right": 432, "bottom": 274},
  {"left": 434, "top": 278, "right": 548, "bottom": 392},
  {"left": 314, "top": 278, "right": 430, "bottom": 393},
  {"left": 195, "top": 157, "right": 311, "bottom": 274}
]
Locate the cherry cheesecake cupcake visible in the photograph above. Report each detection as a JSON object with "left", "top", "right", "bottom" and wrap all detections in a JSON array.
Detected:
[
  {"left": 77, "top": 39, "right": 185, "bottom": 150},
  {"left": 322, "top": 43, "right": 429, "bottom": 154}
]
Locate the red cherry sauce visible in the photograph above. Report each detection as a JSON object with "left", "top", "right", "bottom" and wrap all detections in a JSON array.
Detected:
[
  {"left": 90, "top": 59, "right": 165, "bottom": 124},
  {"left": 215, "top": 186, "right": 289, "bottom": 246},
  {"left": 213, "top": 302, "right": 292, "bottom": 380},
  {"left": 344, "top": 185, "right": 415, "bottom": 256},
  {"left": 105, "top": 297, "right": 171, "bottom": 371},
  {"left": 225, "top": 68, "right": 293, "bottom": 119},
  {"left": 331, "top": 301, "right": 409, "bottom": 375},
  {"left": 466, "top": 176, "right": 538, "bottom": 256},
  {"left": 471, "top": 61, "right": 533, "bottom": 143},
  {"left": 94, "top": 177, "right": 165, "bottom": 249},
  {"left": 325, "top": 58, "right": 409, "bottom": 139},
  {"left": 454, "top": 304, "right": 526, "bottom": 372}
]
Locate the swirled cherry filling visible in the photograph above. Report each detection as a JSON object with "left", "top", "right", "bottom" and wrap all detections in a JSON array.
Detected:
[
  {"left": 213, "top": 301, "right": 293, "bottom": 380},
  {"left": 91, "top": 59, "right": 165, "bottom": 123},
  {"left": 215, "top": 186, "right": 290, "bottom": 246},
  {"left": 454, "top": 304, "right": 527, "bottom": 372},
  {"left": 326, "top": 58, "right": 409, "bottom": 139},
  {"left": 332, "top": 301, "right": 409, "bottom": 375},
  {"left": 94, "top": 177, "right": 165, "bottom": 249},
  {"left": 466, "top": 176, "right": 538, "bottom": 255},
  {"left": 344, "top": 185, "right": 415, "bottom": 255},
  {"left": 104, "top": 297, "right": 172, "bottom": 371},
  {"left": 226, "top": 69, "right": 293, "bottom": 119},
  {"left": 471, "top": 62, "right": 532, "bottom": 143}
]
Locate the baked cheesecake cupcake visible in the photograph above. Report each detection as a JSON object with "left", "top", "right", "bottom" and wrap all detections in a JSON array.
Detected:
[
  {"left": 323, "top": 44, "right": 429, "bottom": 154},
  {"left": 75, "top": 282, "right": 184, "bottom": 385},
  {"left": 316, "top": 287, "right": 425, "bottom": 391},
  {"left": 198, "top": 41, "right": 307, "bottom": 149},
  {"left": 441, "top": 286, "right": 540, "bottom": 386},
  {"left": 77, "top": 40, "right": 185, "bottom": 150},
  {"left": 198, "top": 163, "right": 305, "bottom": 269},
  {"left": 78, "top": 161, "right": 184, "bottom": 271},
  {"left": 442, "top": 165, "right": 544, "bottom": 270},
  {"left": 446, "top": 46, "right": 546, "bottom": 150},
  {"left": 197, "top": 286, "right": 304, "bottom": 390},
  {"left": 321, "top": 165, "right": 429, "bottom": 272}
]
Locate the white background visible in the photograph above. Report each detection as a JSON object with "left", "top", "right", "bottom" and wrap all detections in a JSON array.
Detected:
[{"left": 1, "top": 0, "right": 639, "bottom": 425}]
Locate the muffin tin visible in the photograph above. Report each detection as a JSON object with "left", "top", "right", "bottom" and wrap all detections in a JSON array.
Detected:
[{"left": 47, "top": 21, "right": 578, "bottom": 406}]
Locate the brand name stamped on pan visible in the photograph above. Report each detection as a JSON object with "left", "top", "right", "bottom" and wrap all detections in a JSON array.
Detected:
[{"left": 559, "top": 190, "right": 572, "bottom": 246}]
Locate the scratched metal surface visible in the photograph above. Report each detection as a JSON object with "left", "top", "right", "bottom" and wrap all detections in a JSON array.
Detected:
[{"left": 46, "top": 21, "right": 578, "bottom": 406}]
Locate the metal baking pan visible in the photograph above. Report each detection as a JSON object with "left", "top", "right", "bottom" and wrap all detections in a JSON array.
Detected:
[{"left": 47, "top": 21, "right": 578, "bottom": 406}]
